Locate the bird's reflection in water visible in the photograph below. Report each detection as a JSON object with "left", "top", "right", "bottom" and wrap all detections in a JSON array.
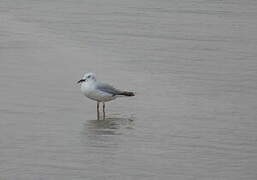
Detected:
[
  {"left": 81, "top": 117, "right": 135, "bottom": 149},
  {"left": 82, "top": 117, "right": 135, "bottom": 136}
]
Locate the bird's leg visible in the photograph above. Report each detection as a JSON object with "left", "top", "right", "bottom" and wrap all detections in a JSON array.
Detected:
[
  {"left": 97, "top": 102, "right": 100, "bottom": 120},
  {"left": 103, "top": 102, "right": 106, "bottom": 120}
]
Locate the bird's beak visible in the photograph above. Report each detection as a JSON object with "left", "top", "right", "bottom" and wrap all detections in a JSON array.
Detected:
[{"left": 77, "top": 79, "right": 85, "bottom": 84}]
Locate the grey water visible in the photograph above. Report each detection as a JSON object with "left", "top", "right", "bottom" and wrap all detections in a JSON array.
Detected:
[{"left": 1, "top": 0, "right": 257, "bottom": 179}]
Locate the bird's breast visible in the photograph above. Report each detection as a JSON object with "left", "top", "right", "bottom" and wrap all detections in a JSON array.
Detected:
[{"left": 81, "top": 82, "right": 94, "bottom": 96}]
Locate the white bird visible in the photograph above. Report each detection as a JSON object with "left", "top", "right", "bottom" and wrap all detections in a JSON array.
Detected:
[{"left": 77, "top": 72, "right": 135, "bottom": 120}]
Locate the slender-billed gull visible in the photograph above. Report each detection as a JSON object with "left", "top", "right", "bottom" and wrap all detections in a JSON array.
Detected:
[{"left": 77, "top": 73, "right": 135, "bottom": 120}]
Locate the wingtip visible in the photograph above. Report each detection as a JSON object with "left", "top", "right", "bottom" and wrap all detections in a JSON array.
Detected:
[{"left": 121, "top": 91, "right": 135, "bottom": 96}]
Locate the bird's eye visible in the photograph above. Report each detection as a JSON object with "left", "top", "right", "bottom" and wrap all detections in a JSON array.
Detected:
[{"left": 87, "top": 75, "right": 91, "bottom": 78}]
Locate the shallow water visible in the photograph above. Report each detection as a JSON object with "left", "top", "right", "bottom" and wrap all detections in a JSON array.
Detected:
[{"left": 1, "top": 0, "right": 257, "bottom": 179}]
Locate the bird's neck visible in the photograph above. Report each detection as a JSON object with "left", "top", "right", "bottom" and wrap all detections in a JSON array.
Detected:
[{"left": 81, "top": 80, "right": 97, "bottom": 94}]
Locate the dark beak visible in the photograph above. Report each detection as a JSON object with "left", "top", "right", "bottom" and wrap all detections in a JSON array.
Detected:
[{"left": 77, "top": 79, "right": 85, "bottom": 84}]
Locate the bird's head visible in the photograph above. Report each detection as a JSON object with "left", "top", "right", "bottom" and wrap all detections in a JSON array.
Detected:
[{"left": 77, "top": 72, "right": 96, "bottom": 84}]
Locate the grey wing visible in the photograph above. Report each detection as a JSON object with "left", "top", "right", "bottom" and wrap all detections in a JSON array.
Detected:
[{"left": 96, "top": 82, "right": 122, "bottom": 96}]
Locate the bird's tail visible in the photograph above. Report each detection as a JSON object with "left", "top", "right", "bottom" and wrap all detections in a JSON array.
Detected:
[{"left": 119, "top": 91, "right": 135, "bottom": 96}]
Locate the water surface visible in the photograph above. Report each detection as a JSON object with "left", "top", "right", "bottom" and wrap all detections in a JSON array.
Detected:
[{"left": 1, "top": 0, "right": 257, "bottom": 179}]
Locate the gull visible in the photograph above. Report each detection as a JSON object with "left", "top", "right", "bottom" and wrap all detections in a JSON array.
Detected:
[{"left": 77, "top": 72, "right": 135, "bottom": 120}]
